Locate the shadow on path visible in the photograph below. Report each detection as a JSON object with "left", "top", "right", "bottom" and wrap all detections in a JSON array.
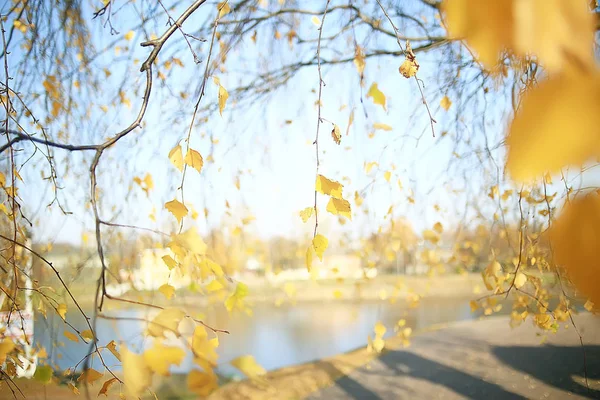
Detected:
[
  {"left": 376, "top": 350, "right": 525, "bottom": 399},
  {"left": 492, "top": 344, "right": 600, "bottom": 399}
]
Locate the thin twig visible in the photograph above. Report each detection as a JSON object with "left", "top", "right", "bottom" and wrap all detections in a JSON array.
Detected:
[
  {"left": 312, "top": 0, "right": 332, "bottom": 239},
  {"left": 374, "top": 0, "right": 436, "bottom": 137}
]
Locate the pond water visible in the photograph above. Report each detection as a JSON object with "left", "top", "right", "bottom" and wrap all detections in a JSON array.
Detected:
[{"left": 34, "top": 297, "right": 481, "bottom": 377}]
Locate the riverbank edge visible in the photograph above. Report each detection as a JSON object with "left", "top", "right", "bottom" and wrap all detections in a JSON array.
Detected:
[{"left": 206, "top": 315, "right": 502, "bottom": 400}]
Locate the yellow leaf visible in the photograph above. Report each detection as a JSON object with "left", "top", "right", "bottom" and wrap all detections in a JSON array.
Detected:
[
  {"left": 225, "top": 282, "right": 249, "bottom": 312},
  {"left": 68, "top": 383, "right": 80, "bottom": 395},
  {"left": 122, "top": 346, "right": 152, "bottom": 398},
  {"left": 0, "top": 339, "right": 15, "bottom": 365},
  {"left": 354, "top": 191, "right": 364, "bottom": 207},
  {"left": 442, "top": 0, "right": 513, "bottom": 68},
  {"left": 57, "top": 303, "right": 67, "bottom": 320},
  {"left": 165, "top": 199, "right": 188, "bottom": 223},
  {"left": 162, "top": 255, "right": 178, "bottom": 270},
  {"left": 365, "top": 162, "right": 378, "bottom": 174},
  {"left": 512, "top": 0, "right": 594, "bottom": 72},
  {"left": 124, "top": 30, "right": 134, "bottom": 41},
  {"left": 353, "top": 46, "right": 366, "bottom": 76},
  {"left": 399, "top": 58, "right": 418, "bottom": 78},
  {"left": 373, "top": 123, "right": 392, "bottom": 131},
  {"left": 231, "top": 226, "right": 242, "bottom": 236},
  {"left": 218, "top": 84, "right": 229, "bottom": 116},
  {"left": 144, "top": 343, "right": 185, "bottom": 376},
  {"left": 64, "top": 330, "right": 79, "bottom": 343},
  {"left": 81, "top": 329, "right": 94, "bottom": 341},
  {"left": 315, "top": 175, "right": 343, "bottom": 199},
  {"left": 326, "top": 197, "right": 351, "bottom": 219},
  {"left": 188, "top": 369, "right": 218, "bottom": 397},
  {"left": 77, "top": 368, "right": 103, "bottom": 384},
  {"left": 98, "top": 377, "right": 118, "bottom": 397},
  {"left": 159, "top": 284, "right": 176, "bottom": 300},
  {"left": 206, "top": 279, "right": 224, "bottom": 292},
  {"left": 312, "top": 234, "right": 328, "bottom": 261},
  {"left": 169, "top": 145, "right": 184, "bottom": 171},
  {"left": 550, "top": 194, "right": 600, "bottom": 307},
  {"left": 506, "top": 73, "right": 600, "bottom": 182},
  {"left": 366, "top": 83, "right": 386, "bottom": 110},
  {"left": 185, "top": 149, "right": 204, "bottom": 173},
  {"left": 514, "top": 272, "right": 527, "bottom": 288},
  {"left": 384, "top": 171, "right": 392, "bottom": 182},
  {"left": 433, "top": 222, "right": 443, "bottom": 234},
  {"left": 231, "top": 355, "right": 266, "bottom": 378},
  {"left": 333, "top": 289, "right": 343, "bottom": 299},
  {"left": 306, "top": 246, "right": 313, "bottom": 272},
  {"left": 217, "top": 1, "right": 230, "bottom": 18},
  {"left": 423, "top": 229, "right": 440, "bottom": 244},
  {"left": 106, "top": 340, "right": 121, "bottom": 361},
  {"left": 191, "top": 325, "right": 219, "bottom": 364},
  {"left": 299, "top": 207, "right": 314, "bottom": 223},
  {"left": 242, "top": 216, "right": 255, "bottom": 225},
  {"left": 331, "top": 125, "right": 341, "bottom": 145},
  {"left": 470, "top": 300, "right": 479, "bottom": 312},
  {"left": 374, "top": 321, "right": 386, "bottom": 339},
  {"left": 584, "top": 300, "right": 595, "bottom": 312},
  {"left": 311, "top": 15, "right": 321, "bottom": 26},
  {"left": 170, "top": 228, "right": 207, "bottom": 256},
  {"left": 148, "top": 308, "right": 186, "bottom": 338},
  {"left": 0, "top": 172, "right": 5, "bottom": 186},
  {"left": 440, "top": 95, "right": 452, "bottom": 111},
  {"left": 442, "top": 0, "right": 594, "bottom": 72}
]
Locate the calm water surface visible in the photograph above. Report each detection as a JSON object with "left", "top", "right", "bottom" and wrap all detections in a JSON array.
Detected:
[{"left": 35, "top": 297, "right": 478, "bottom": 377}]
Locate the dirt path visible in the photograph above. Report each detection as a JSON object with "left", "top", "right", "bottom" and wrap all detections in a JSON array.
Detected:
[{"left": 211, "top": 313, "right": 600, "bottom": 400}]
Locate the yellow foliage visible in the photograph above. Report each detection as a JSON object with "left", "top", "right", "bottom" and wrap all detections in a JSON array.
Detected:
[
  {"left": 169, "top": 145, "right": 184, "bottom": 171},
  {"left": 106, "top": 340, "right": 121, "bottom": 361},
  {"left": 442, "top": 0, "right": 594, "bottom": 71},
  {"left": 57, "top": 303, "right": 67, "bottom": 320},
  {"left": 123, "top": 346, "right": 153, "bottom": 398},
  {"left": 305, "top": 245, "right": 313, "bottom": 272},
  {"left": 188, "top": 369, "right": 219, "bottom": 396},
  {"left": 165, "top": 199, "right": 188, "bottom": 223},
  {"left": 315, "top": 175, "right": 344, "bottom": 199},
  {"left": 0, "top": 339, "right": 15, "bottom": 365},
  {"left": 326, "top": 197, "right": 352, "bottom": 219},
  {"left": 144, "top": 343, "right": 185, "bottom": 376},
  {"left": 440, "top": 95, "right": 452, "bottom": 111},
  {"left": 312, "top": 234, "right": 328, "bottom": 261},
  {"left": 63, "top": 330, "right": 79, "bottom": 343},
  {"left": 225, "top": 282, "right": 250, "bottom": 313},
  {"left": 331, "top": 124, "right": 341, "bottom": 145},
  {"left": 77, "top": 368, "right": 103, "bottom": 384},
  {"left": 399, "top": 59, "right": 418, "bottom": 78},
  {"left": 366, "top": 83, "right": 386, "bottom": 110},
  {"left": 162, "top": 255, "right": 178, "bottom": 270},
  {"left": 373, "top": 123, "right": 392, "bottom": 131},
  {"left": 506, "top": 72, "right": 600, "bottom": 182},
  {"left": 98, "top": 377, "right": 118, "bottom": 397},
  {"left": 354, "top": 46, "right": 366, "bottom": 76},
  {"left": 159, "top": 284, "right": 176, "bottom": 299},
  {"left": 191, "top": 325, "right": 219, "bottom": 365},
  {"left": 185, "top": 149, "right": 204, "bottom": 173},
  {"left": 299, "top": 206, "right": 314, "bottom": 223},
  {"left": 218, "top": 83, "right": 229, "bottom": 116},
  {"left": 550, "top": 194, "right": 600, "bottom": 307},
  {"left": 147, "top": 308, "right": 186, "bottom": 338},
  {"left": 230, "top": 355, "right": 267, "bottom": 379}
]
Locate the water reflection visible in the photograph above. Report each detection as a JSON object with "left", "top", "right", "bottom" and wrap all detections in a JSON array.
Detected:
[{"left": 35, "top": 297, "right": 478, "bottom": 377}]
